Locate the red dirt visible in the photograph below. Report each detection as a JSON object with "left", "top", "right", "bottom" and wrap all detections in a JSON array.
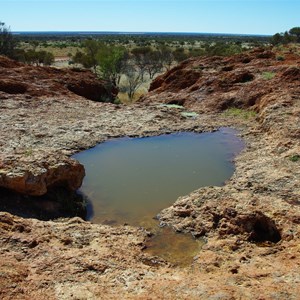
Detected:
[{"left": 0, "top": 56, "right": 116, "bottom": 101}]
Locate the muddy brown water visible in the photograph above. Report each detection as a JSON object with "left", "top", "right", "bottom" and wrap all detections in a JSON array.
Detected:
[{"left": 73, "top": 128, "right": 244, "bottom": 265}]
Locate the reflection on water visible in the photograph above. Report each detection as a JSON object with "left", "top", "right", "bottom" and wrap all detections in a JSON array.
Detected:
[
  {"left": 145, "top": 226, "right": 205, "bottom": 266},
  {"left": 73, "top": 128, "right": 243, "bottom": 265}
]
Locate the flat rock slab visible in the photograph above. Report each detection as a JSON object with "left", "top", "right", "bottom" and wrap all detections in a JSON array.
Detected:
[
  {"left": 0, "top": 49, "right": 300, "bottom": 299},
  {"left": 0, "top": 94, "right": 216, "bottom": 195}
]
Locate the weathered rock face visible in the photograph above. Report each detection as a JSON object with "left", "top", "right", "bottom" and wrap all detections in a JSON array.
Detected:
[
  {"left": 0, "top": 79, "right": 28, "bottom": 94},
  {"left": 0, "top": 156, "right": 85, "bottom": 196},
  {"left": 0, "top": 47, "right": 300, "bottom": 299},
  {"left": 141, "top": 48, "right": 300, "bottom": 113},
  {"left": 66, "top": 78, "right": 118, "bottom": 102},
  {"left": 0, "top": 56, "right": 117, "bottom": 101},
  {"left": 154, "top": 48, "right": 300, "bottom": 249},
  {"left": 0, "top": 56, "right": 118, "bottom": 196},
  {"left": 0, "top": 83, "right": 205, "bottom": 197},
  {"left": 0, "top": 211, "right": 299, "bottom": 299},
  {"left": 158, "top": 187, "right": 287, "bottom": 244}
]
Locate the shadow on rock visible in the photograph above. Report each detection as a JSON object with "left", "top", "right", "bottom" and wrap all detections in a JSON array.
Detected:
[{"left": 0, "top": 186, "right": 88, "bottom": 221}]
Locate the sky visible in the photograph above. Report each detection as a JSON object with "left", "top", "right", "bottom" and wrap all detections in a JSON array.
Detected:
[{"left": 1, "top": 0, "right": 299, "bottom": 35}]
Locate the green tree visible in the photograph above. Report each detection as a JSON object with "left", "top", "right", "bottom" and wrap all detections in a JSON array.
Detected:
[
  {"left": 203, "top": 42, "right": 243, "bottom": 56},
  {"left": 81, "top": 39, "right": 99, "bottom": 72},
  {"left": 173, "top": 48, "right": 189, "bottom": 62},
  {"left": 72, "top": 39, "right": 131, "bottom": 101},
  {"left": 97, "top": 44, "right": 127, "bottom": 85},
  {"left": 271, "top": 27, "right": 300, "bottom": 45},
  {"left": 0, "top": 21, "right": 16, "bottom": 58},
  {"left": 72, "top": 39, "right": 100, "bottom": 72},
  {"left": 72, "top": 50, "right": 86, "bottom": 66},
  {"left": 72, "top": 40, "right": 127, "bottom": 85},
  {"left": 271, "top": 33, "right": 283, "bottom": 45},
  {"left": 16, "top": 49, "right": 54, "bottom": 66},
  {"left": 283, "top": 31, "right": 294, "bottom": 44},
  {"left": 30, "top": 40, "right": 40, "bottom": 51},
  {"left": 37, "top": 50, "right": 54, "bottom": 66},
  {"left": 289, "top": 27, "right": 300, "bottom": 42}
]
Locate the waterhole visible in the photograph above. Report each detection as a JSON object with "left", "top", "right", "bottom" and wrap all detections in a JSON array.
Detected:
[{"left": 73, "top": 128, "right": 243, "bottom": 265}]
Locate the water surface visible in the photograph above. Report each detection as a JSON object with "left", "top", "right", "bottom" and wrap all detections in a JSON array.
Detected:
[
  {"left": 73, "top": 128, "right": 243, "bottom": 266},
  {"left": 74, "top": 128, "right": 243, "bottom": 228}
]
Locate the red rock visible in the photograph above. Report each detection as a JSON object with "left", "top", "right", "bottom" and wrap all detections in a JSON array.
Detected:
[
  {"left": 140, "top": 49, "right": 300, "bottom": 113},
  {"left": 0, "top": 55, "right": 117, "bottom": 101}
]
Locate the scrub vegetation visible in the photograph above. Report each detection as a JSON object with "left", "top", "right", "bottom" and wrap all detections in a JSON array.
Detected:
[
  {"left": 223, "top": 108, "right": 257, "bottom": 119},
  {"left": 1, "top": 21, "right": 299, "bottom": 102},
  {"left": 289, "top": 154, "right": 300, "bottom": 162},
  {"left": 262, "top": 71, "right": 276, "bottom": 80},
  {"left": 271, "top": 27, "right": 300, "bottom": 45}
]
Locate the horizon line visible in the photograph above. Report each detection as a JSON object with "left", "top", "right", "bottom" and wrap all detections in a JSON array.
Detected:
[{"left": 12, "top": 30, "right": 271, "bottom": 37}]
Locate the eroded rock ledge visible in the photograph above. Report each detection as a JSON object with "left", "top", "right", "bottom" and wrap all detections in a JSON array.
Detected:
[
  {"left": 0, "top": 155, "right": 84, "bottom": 196},
  {"left": 0, "top": 48, "right": 300, "bottom": 298},
  {"left": 0, "top": 55, "right": 118, "bottom": 196}
]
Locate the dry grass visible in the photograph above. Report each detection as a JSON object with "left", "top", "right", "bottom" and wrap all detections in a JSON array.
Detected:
[
  {"left": 39, "top": 46, "right": 78, "bottom": 58},
  {"left": 117, "top": 73, "right": 153, "bottom": 104},
  {"left": 118, "top": 89, "right": 147, "bottom": 104}
]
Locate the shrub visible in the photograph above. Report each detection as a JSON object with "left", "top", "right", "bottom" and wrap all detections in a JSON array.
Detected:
[
  {"left": 0, "top": 21, "right": 16, "bottom": 58},
  {"left": 262, "top": 72, "right": 276, "bottom": 80},
  {"left": 276, "top": 55, "right": 285, "bottom": 61},
  {"left": 223, "top": 108, "right": 257, "bottom": 119},
  {"left": 289, "top": 154, "right": 300, "bottom": 162}
]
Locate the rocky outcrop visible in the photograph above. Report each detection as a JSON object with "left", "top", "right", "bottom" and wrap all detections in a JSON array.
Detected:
[
  {"left": 154, "top": 48, "right": 300, "bottom": 250},
  {"left": 0, "top": 211, "right": 299, "bottom": 299},
  {"left": 0, "top": 156, "right": 84, "bottom": 196},
  {"left": 0, "top": 46, "right": 300, "bottom": 298},
  {"left": 158, "top": 187, "right": 287, "bottom": 244},
  {"left": 0, "top": 56, "right": 118, "bottom": 196},
  {"left": 0, "top": 79, "right": 28, "bottom": 94},
  {"left": 141, "top": 48, "right": 300, "bottom": 113},
  {"left": 0, "top": 83, "right": 205, "bottom": 197},
  {"left": 0, "top": 56, "right": 117, "bottom": 101}
]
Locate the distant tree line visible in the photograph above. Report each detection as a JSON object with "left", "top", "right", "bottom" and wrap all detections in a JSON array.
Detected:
[
  {"left": 271, "top": 27, "right": 300, "bottom": 45},
  {"left": 0, "top": 21, "right": 16, "bottom": 57},
  {"left": 71, "top": 38, "right": 250, "bottom": 100},
  {"left": 15, "top": 31, "right": 270, "bottom": 46},
  {"left": 14, "top": 49, "right": 54, "bottom": 66},
  {"left": 1, "top": 20, "right": 271, "bottom": 102},
  {"left": 0, "top": 21, "right": 54, "bottom": 65},
  {"left": 71, "top": 39, "right": 185, "bottom": 100}
]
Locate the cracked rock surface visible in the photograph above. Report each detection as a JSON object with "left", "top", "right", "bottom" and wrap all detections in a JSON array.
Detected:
[{"left": 0, "top": 48, "right": 300, "bottom": 299}]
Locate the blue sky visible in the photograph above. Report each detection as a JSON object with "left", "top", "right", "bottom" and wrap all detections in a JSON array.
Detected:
[{"left": 1, "top": 0, "right": 299, "bottom": 35}]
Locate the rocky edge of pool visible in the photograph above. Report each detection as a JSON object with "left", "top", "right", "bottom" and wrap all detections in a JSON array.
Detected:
[{"left": 0, "top": 49, "right": 300, "bottom": 299}]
